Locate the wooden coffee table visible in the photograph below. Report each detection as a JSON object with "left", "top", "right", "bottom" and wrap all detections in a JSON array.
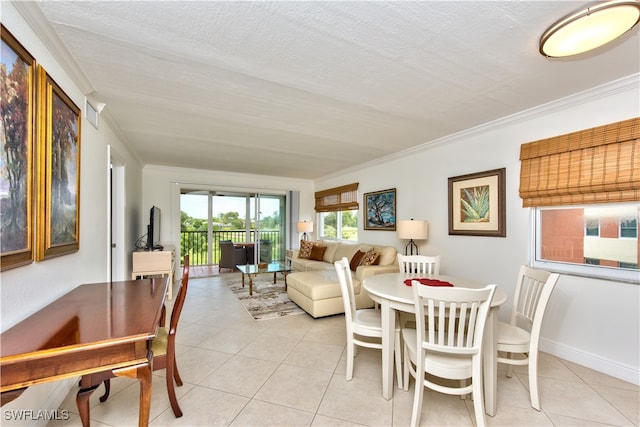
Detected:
[{"left": 236, "top": 262, "right": 292, "bottom": 296}]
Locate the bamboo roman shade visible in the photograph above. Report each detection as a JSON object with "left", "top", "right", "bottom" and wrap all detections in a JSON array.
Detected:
[
  {"left": 519, "top": 117, "right": 640, "bottom": 207},
  {"left": 314, "top": 183, "right": 359, "bottom": 212}
]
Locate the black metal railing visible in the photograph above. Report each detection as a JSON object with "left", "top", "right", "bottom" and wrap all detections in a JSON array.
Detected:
[{"left": 180, "top": 230, "right": 283, "bottom": 266}]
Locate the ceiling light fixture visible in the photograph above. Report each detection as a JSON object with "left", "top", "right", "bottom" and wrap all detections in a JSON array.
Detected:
[{"left": 539, "top": 0, "right": 640, "bottom": 58}]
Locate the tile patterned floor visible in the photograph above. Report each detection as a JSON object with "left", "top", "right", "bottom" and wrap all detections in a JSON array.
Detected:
[{"left": 48, "top": 275, "right": 639, "bottom": 426}]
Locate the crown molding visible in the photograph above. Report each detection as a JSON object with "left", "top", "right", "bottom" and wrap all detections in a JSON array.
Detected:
[
  {"left": 11, "top": 1, "right": 94, "bottom": 95},
  {"left": 319, "top": 73, "right": 640, "bottom": 181}
]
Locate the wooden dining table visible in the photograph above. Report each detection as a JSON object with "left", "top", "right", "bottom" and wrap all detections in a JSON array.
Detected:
[
  {"left": 363, "top": 273, "right": 508, "bottom": 416},
  {"left": 0, "top": 278, "right": 168, "bottom": 426}
]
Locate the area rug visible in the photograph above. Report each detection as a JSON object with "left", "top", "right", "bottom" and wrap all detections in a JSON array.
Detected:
[{"left": 223, "top": 274, "right": 305, "bottom": 321}]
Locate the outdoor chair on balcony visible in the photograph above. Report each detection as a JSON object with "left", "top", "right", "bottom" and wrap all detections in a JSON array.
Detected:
[{"left": 219, "top": 240, "right": 246, "bottom": 271}]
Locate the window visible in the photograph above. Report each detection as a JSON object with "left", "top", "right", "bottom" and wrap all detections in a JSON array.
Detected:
[
  {"left": 585, "top": 218, "right": 599, "bottom": 237},
  {"left": 620, "top": 217, "right": 638, "bottom": 238},
  {"left": 319, "top": 210, "right": 358, "bottom": 241},
  {"left": 521, "top": 118, "right": 640, "bottom": 283},
  {"left": 315, "top": 183, "right": 359, "bottom": 242}
]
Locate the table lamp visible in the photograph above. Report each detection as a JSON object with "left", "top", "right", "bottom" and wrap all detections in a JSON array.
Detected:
[
  {"left": 297, "top": 221, "right": 313, "bottom": 240},
  {"left": 397, "top": 219, "right": 428, "bottom": 255}
]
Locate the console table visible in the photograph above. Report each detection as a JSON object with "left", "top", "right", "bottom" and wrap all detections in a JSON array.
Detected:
[{"left": 132, "top": 244, "right": 176, "bottom": 299}]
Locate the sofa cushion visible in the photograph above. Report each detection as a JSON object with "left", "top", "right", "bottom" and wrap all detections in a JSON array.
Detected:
[
  {"left": 333, "top": 243, "right": 361, "bottom": 263},
  {"left": 299, "top": 240, "right": 315, "bottom": 259},
  {"left": 321, "top": 241, "right": 339, "bottom": 263},
  {"left": 360, "top": 248, "right": 379, "bottom": 266},
  {"left": 309, "top": 245, "right": 327, "bottom": 261},
  {"left": 287, "top": 271, "right": 363, "bottom": 300},
  {"left": 349, "top": 250, "right": 366, "bottom": 271}
]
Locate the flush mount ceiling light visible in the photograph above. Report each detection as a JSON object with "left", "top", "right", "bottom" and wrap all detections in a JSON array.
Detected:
[{"left": 539, "top": 0, "right": 640, "bottom": 58}]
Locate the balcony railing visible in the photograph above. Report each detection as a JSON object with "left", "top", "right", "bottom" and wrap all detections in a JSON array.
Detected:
[{"left": 180, "top": 230, "right": 283, "bottom": 266}]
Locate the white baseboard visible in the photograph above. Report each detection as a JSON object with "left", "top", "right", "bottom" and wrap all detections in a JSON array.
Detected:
[{"left": 540, "top": 338, "right": 639, "bottom": 386}]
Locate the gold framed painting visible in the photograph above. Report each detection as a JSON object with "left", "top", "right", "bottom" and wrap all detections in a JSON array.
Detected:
[
  {"left": 1, "top": 25, "right": 36, "bottom": 271},
  {"left": 364, "top": 188, "right": 396, "bottom": 230},
  {"left": 448, "top": 168, "right": 506, "bottom": 237},
  {"left": 36, "top": 65, "right": 82, "bottom": 261}
]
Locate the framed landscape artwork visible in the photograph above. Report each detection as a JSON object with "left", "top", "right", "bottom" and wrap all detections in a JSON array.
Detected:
[
  {"left": 1, "top": 25, "right": 36, "bottom": 271},
  {"left": 448, "top": 168, "right": 506, "bottom": 237},
  {"left": 36, "top": 65, "right": 82, "bottom": 261},
  {"left": 364, "top": 188, "right": 396, "bottom": 230}
]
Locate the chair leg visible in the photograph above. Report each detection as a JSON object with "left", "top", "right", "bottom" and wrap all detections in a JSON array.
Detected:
[
  {"left": 505, "top": 352, "right": 514, "bottom": 378},
  {"left": 472, "top": 375, "right": 486, "bottom": 427},
  {"left": 345, "top": 339, "right": 355, "bottom": 381},
  {"left": 165, "top": 357, "right": 183, "bottom": 418},
  {"left": 403, "top": 342, "right": 410, "bottom": 391},
  {"left": 173, "top": 358, "right": 183, "bottom": 387},
  {"left": 99, "top": 379, "right": 111, "bottom": 403},
  {"left": 394, "top": 330, "right": 403, "bottom": 390},
  {"left": 410, "top": 370, "right": 424, "bottom": 427},
  {"left": 529, "top": 352, "right": 541, "bottom": 410}
]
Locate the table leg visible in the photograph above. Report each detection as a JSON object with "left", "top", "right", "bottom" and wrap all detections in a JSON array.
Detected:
[
  {"left": 484, "top": 307, "right": 499, "bottom": 416},
  {"left": 76, "top": 384, "right": 99, "bottom": 427},
  {"left": 241, "top": 272, "right": 245, "bottom": 288},
  {"left": 249, "top": 274, "right": 254, "bottom": 296},
  {"left": 380, "top": 299, "right": 394, "bottom": 400},
  {"left": 273, "top": 272, "right": 277, "bottom": 284},
  {"left": 112, "top": 360, "right": 153, "bottom": 427}
]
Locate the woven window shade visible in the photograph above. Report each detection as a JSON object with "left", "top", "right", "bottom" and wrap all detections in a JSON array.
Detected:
[
  {"left": 314, "top": 183, "right": 359, "bottom": 212},
  {"left": 519, "top": 117, "right": 640, "bottom": 207}
]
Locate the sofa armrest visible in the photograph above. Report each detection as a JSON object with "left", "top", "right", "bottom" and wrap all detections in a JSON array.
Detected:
[
  {"left": 291, "top": 249, "right": 301, "bottom": 259},
  {"left": 355, "top": 264, "right": 400, "bottom": 282}
]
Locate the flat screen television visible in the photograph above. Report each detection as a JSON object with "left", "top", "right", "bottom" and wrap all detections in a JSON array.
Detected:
[{"left": 146, "top": 206, "right": 162, "bottom": 250}]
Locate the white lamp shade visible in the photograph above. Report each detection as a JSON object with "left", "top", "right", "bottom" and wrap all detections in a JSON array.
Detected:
[
  {"left": 297, "top": 221, "right": 314, "bottom": 233},
  {"left": 397, "top": 219, "right": 428, "bottom": 240}
]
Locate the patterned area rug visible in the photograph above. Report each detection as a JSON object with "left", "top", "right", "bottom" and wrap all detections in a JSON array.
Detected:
[{"left": 224, "top": 274, "right": 305, "bottom": 321}]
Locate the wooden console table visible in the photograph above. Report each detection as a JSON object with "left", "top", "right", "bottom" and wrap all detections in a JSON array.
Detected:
[
  {"left": 0, "top": 278, "right": 167, "bottom": 427},
  {"left": 132, "top": 244, "right": 176, "bottom": 299}
]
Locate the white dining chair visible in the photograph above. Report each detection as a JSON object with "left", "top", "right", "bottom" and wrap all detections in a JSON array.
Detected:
[
  {"left": 397, "top": 254, "right": 441, "bottom": 275},
  {"left": 497, "top": 265, "right": 560, "bottom": 411},
  {"left": 334, "top": 257, "right": 403, "bottom": 389},
  {"left": 402, "top": 281, "right": 496, "bottom": 427}
]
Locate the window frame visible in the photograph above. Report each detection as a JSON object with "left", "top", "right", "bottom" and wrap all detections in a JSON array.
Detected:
[
  {"left": 318, "top": 210, "right": 358, "bottom": 242},
  {"left": 531, "top": 206, "right": 639, "bottom": 284}
]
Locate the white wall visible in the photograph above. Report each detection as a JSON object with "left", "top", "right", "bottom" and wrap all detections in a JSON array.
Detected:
[
  {"left": 1, "top": 3, "right": 145, "bottom": 422},
  {"left": 315, "top": 75, "right": 640, "bottom": 384}
]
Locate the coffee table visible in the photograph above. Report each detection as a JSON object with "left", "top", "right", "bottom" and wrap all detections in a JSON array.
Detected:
[{"left": 236, "top": 262, "right": 292, "bottom": 296}]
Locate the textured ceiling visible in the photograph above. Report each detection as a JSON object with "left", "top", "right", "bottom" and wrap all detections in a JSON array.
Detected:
[{"left": 28, "top": 1, "right": 640, "bottom": 179}]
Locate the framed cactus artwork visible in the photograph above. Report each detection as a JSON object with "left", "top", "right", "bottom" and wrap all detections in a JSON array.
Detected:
[{"left": 448, "top": 168, "right": 506, "bottom": 237}]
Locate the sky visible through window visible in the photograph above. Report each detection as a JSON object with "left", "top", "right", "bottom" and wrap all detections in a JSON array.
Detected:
[{"left": 180, "top": 194, "right": 280, "bottom": 220}]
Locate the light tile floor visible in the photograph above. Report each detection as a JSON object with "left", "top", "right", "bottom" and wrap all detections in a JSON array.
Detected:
[{"left": 49, "top": 275, "right": 639, "bottom": 426}]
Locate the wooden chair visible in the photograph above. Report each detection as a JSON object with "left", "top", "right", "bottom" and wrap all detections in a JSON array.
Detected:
[
  {"left": 397, "top": 254, "right": 441, "bottom": 275},
  {"left": 100, "top": 255, "right": 190, "bottom": 418},
  {"left": 497, "top": 265, "right": 560, "bottom": 410},
  {"left": 402, "top": 281, "right": 496, "bottom": 427},
  {"left": 334, "top": 257, "right": 403, "bottom": 389}
]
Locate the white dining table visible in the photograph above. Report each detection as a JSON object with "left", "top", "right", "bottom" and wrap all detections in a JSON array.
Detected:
[{"left": 363, "top": 272, "right": 508, "bottom": 416}]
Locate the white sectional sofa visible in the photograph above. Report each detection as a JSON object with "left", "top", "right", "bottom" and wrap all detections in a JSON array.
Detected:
[{"left": 287, "top": 240, "right": 399, "bottom": 318}]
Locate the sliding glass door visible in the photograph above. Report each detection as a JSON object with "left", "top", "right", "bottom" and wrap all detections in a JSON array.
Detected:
[{"left": 180, "top": 190, "right": 286, "bottom": 266}]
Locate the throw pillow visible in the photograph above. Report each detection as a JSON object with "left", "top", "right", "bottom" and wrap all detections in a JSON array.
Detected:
[
  {"left": 349, "top": 250, "right": 366, "bottom": 271},
  {"left": 309, "top": 245, "right": 327, "bottom": 261},
  {"left": 359, "top": 248, "right": 379, "bottom": 266},
  {"left": 299, "top": 240, "right": 315, "bottom": 259}
]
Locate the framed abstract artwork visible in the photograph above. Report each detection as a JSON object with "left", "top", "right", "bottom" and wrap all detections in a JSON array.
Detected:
[
  {"left": 448, "top": 168, "right": 506, "bottom": 237},
  {"left": 36, "top": 65, "right": 82, "bottom": 261},
  {"left": 364, "top": 188, "right": 396, "bottom": 230},
  {"left": 1, "top": 25, "right": 36, "bottom": 271}
]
